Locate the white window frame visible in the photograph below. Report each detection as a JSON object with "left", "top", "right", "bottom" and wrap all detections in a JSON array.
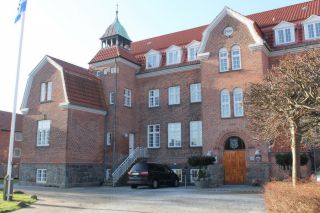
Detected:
[
  {"left": 190, "top": 121, "right": 202, "bottom": 147},
  {"left": 37, "top": 120, "right": 51, "bottom": 147},
  {"left": 145, "top": 49, "right": 161, "bottom": 69},
  {"left": 106, "top": 132, "right": 111, "bottom": 146},
  {"left": 172, "top": 169, "right": 183, "bottom": 182},
  {"left": 303, "top": 15, "right": 320, "bottom": 40},
  {"left": 168, "top": 122, "right": 181, "bottom": 148},
  {"left": 40, "top": 81, "right": 52, "bottom": 102},
  {"left": 190, "top": 83, "right": 201, "bottom": 103},
  {"left": 219, "top": 48, "right": 229, "bottom": 72},
  {"left": 221, "top": 89, "right": 231, "bottom": 118},
  {"left": 187, "top": 40, "right": 200, "bottom": 61},
  {"left": 233, "top": 88, "right": 244, "bottom": 117},
  {"left": 15, "top": 132, "right": 23, "bottom": 141},
  {"left": 168, "top": 86, "right": 180, "bottom": 105},
  {"left": 166, "top": 45, "right": 182, "bottom": 65},
  {"left": 190, "top": 169, "right": 199, "bottom": 183},
  {"left": 36, "top": 169, "right": 47, "bottom": 183},
  {"left": 124, "top": 88, "right": 132, "bottom": 107},
  {"left": 149, "top": 89, "right": 160, "bottom": 107},
  {"left": 109, "top": 91, "right": 115, "bottom": 105},
  {"left": 147, "top": 124, "right": 160, "bottom": 148},
  {"left": 273, "top": 21, "right": 295, "bottom": 45},
  {"left": 231, "top": 45, "right": 241, "bottom": 70},
  {"left": 13, "top": 148, "right": 21, "bottom": 158}
]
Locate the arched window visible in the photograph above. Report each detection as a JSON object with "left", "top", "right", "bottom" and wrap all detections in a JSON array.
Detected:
[
  {"left": 233, "top": 88, "right": 244, "bottom": 117},
  {"left": 221, "top": 89, "right": 231, "bottom": 118},
  {"left": 231, "top": 45, "right": 241, "bottom": 70},
  {"left": 219, "top": 48, "right": 228, "bottom": 72}
]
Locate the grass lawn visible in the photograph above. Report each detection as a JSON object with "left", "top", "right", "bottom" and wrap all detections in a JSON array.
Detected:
[
  {"left": 264, "top": 181, "right": 320, "bottom": 213},
  {"left": 0, "top": 191, "right": 36, "bottom": 213}
]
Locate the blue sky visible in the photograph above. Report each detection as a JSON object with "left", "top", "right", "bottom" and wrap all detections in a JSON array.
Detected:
[{"left": 0, "top": 0, "right": 308, "bottom": 112}]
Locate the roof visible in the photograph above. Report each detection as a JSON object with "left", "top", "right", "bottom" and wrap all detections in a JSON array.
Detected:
[
  {"left": 0, "top": 111, "right": 22, "bottom": 131},
  {"left": 48, "top": 56, "right": 107, "bottom": 111},
  {"left": 247, "top": 0, "right": 320, "bottom": 28},
  {"left": 91, "top": 0, "right": 320, "bottom": 67},
  {"left": 89, "top": 46, "right": 139, "bottom": 64},
  {"left": 101, "top": 16, "right": 131, "bottom": 41}
]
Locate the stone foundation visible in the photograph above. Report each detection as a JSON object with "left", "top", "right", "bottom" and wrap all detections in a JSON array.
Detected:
[
  {"left": 20, "top": 163, "right": 104, "bottom": 188},
  {"left": 246, "top": 162, "right": 270, "bottom": 184},
  {"left": 207, "top": 164, "right": 224, "bottom": 186}
]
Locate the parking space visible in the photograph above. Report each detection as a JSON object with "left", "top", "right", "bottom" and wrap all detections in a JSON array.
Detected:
[{"left": 14, "top": 185, "right": 265, "bottom": 213}]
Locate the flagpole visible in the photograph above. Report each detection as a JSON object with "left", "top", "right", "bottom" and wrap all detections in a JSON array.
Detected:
[{"left": 6, "top": 11, "right": 26, "bottom": 201}]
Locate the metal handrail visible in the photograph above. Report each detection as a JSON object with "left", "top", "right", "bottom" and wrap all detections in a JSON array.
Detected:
[{"left": 112, "top": 147, "right": 148, "bottom": 186}]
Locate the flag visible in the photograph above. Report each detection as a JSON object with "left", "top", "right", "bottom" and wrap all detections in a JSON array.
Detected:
[{"left": 15, "top": 0, "right": 27, "bottom": 23}]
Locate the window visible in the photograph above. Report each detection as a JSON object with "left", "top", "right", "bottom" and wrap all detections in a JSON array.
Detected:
[
  {"left": 303, "top": 16, "right": 320, "bottom": 40},
  {"left": 172, "top": 169, "right": 183, "bottom": 182},
  {"left": 219, "top": 48, "right": 228, "bottom": 72},
  {"left": 221, "top": 89, "right": 231, "bottom": 118},
  {"left": 109, "top": 92, "right": 115, "bottom": 105},
  {"left": 188, "top": 46, "right": 199, "bottom": 61},
  {"left": 190, "top": 121, "right": 202, "bottom": 147},
  {"left": 168, "top": 86, "right": 180, "bottom": 105},
  {"left": 233, "top": 88, "right": 244, "bottom": 117},
  {"left": 149, "top": 89, "right": 160, "bottom": 107},
  {"left": 40, "top": 81, "right": 52, "bottom": 102},
  {"left": 190, "top": 83, "right": 201, "bottom": 103},
  {"left": 148, "top": 124, "right": 160, "bottom": 148},
  {"left": 146, "top": 50, "right": 161, "bottom": 69},
  {"left": 15, "top": 132, "right": 23, "bottom": 141},
  {"left": 273, "top": 22, "right": 295, "bottom": 45},
  {"left": 168, "top": 123, "right": 181, "bottom": 148},
  {"left": 106, "top": 132, "right": 111, "bottom": 146},
  {"left": 124, "top": 89, "right": 132, "bottom": 107},
  {"left": 190, "top": 169, "right": 199, "bottom": 183},
  {"left": 166, "top": 46, "right": 181, "bottom": 65},
  {"left": 36, "top": 169, "right": 47, "bottom": 183},
  {"left": 231, "top": 45, "right": 241, "bottom": 70},
  {"left": 13, "top": 148, "right": 21, "bottom": 158},
  {"left": 37, "top": 120, "right": 51, "bottom": 146}
]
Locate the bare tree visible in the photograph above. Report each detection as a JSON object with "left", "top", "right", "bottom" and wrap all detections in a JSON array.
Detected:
[{"left": 245, "top": 49, "right": 320, "bottom": 187}]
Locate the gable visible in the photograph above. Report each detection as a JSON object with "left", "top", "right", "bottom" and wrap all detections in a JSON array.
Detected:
[{"left": 199, "top": 7, "right": 264, "bottom": 54}]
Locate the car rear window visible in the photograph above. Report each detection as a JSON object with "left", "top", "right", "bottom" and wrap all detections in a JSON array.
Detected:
[{"left": 130, "top": 163, "right": 148, "bottom": 171}]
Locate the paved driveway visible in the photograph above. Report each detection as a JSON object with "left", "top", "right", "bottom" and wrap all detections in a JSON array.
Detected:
[{"left": 15, "top": 185, "right": 265, "bottom": 213}]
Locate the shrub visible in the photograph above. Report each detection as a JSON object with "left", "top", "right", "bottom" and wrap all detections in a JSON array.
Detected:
[
  {"left": 275, "top": 153, "right": 309, "bottom": 170},
  {"left": 264, "top": 181, "right": 320, "bottom": 213},
  {"left": 188, "top": 156, "right": 215, "bottom": 180}
]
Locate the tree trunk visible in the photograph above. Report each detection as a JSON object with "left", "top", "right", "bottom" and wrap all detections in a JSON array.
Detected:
[{"left": 290, "top": 119, "right": 301, "bottom": 187}]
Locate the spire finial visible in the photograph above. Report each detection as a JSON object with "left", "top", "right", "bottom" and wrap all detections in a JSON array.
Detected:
[{"left": 116, "top": 4, "right": 119, "bottom": 19}]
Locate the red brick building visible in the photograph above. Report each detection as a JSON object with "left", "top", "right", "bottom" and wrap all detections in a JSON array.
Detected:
[
  {"left": 0, "top": 111, "right": 23, "bottom": 178},
  {"left": 20, "top": 1, "right": 319, "bottom": 187}
]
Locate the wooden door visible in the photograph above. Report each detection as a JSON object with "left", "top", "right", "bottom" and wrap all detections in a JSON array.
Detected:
[{"left": 223, "top": 150, "right": 246, "bottom": 184}]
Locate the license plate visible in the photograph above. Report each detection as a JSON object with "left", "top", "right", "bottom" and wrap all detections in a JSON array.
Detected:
[{"left": 132, "top": 172, "right": 139, "bottom": 176}]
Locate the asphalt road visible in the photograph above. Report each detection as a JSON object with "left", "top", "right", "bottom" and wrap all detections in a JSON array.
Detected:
[{"left": 14, "top": 185, "right": 265, "bottom": 213}]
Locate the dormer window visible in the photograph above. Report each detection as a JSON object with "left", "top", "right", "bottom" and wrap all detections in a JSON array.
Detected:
[
  {"left": 145, "top": 49, "right": 161, "bottom": 69},
  {"left": 187, "top": 40, "right": 200, "bottom": 61},
  {"left": 273, "top": 21, "right": 295, "bottom": 45},
  {"left": 166, "top": 45, "right": 182, "bottom": 65},
  {"left": 303, "top": 15, "right": 320, "bottom": 40}
]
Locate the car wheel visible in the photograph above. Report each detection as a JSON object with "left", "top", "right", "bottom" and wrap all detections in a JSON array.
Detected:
[
  {"left": 172, "top": 179, "right": 179, "bottom": 187},
  {"left": 152, "top": 179, "right": 159, "bottom": 189},
  {"left": 131, "top": 185, "right": 138, "bottom": 189}
]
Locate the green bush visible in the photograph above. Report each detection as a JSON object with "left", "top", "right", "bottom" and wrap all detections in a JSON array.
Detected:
[
  {"left": 188, "top": 156, "right": 215, "bottom": 181},
  {"left": 275, "top": 153, "right": 309, "bottom": 170},
  {"left": 187, "top": 156, "right": 215, "bottom": 168}
]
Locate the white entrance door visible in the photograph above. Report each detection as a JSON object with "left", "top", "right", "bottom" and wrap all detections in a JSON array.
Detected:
[{"left": 129, "top": 133, "right": 135, "bottom": 155}]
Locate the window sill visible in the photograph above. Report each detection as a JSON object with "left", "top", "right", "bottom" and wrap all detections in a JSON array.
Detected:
[
  {"left": 149, "top": 106, "right": 160, "bottom": 108},
  {"left": 124, "top": 105, "right": 132, "bottom": 108},
  {"left": 36, "top": 145, "right": 49, "bottom": 147},
  {"left": 168, "top": 146, "right": 182, "bottom": 149},
  {"left": 168, "top": 104, "right": 180, "bottom": 107},
  {"left": 40, "top": 100, "right": 53, "bottom": 104},
  {"left": 190, "top": 145, "right": 202, "bottom": 148},
  {"left": 190, "top": 101, "right": 201, "bottom": 104},
  {"left": 147, "top": 147, "right": 160, "bottom": 149}
]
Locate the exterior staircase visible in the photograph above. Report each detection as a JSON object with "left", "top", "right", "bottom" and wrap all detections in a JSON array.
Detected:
[{"left": 112, "top": 147, "right": 148, "bottom": 186}]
